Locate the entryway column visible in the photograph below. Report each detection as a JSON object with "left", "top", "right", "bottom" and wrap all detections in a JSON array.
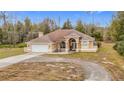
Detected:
[
  {"left": 76, "top": 39, "right": 80, "bottom": 52},
  {"left": 65, "top": 39, "right": 69, "bottom": 52}
]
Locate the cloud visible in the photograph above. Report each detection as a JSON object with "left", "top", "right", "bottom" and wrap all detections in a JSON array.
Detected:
[{"left": 86, "top": 11, "right": 104, "bottom": 14}]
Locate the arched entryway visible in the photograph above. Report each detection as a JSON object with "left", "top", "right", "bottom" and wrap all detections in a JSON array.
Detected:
[{"left": 69, "top": 38, "right": 77, "bottom": 51}]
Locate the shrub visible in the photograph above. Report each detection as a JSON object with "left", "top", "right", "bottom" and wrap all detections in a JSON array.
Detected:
[
  {"left": 118, "top": 35, "right": 124, "bottom": 41},
  {"left": 16, "top": 43, "right": 27, "bottom": 48},
  {"left": 114, "top": 41, "right": 124, "bottom": 56},
  {"left": 96, "top": 41, "right": 102, "bottom": 48},
  {"left": 0, "top": 44, "right": 12, "bottom": 48},
  {"left": 113, "top": 42, "right": 118, "bottom": 50},
  {"left": 92, "top": 31, "right": 103, "bottom": 41}
]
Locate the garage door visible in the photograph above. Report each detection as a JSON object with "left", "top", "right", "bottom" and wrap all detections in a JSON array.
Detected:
[{"left": 31, "top": 44, "right": 48, "bottom": 52}]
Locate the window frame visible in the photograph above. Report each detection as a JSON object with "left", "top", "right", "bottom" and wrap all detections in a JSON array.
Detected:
[
  {"left": 60, "top": 41, "right": 66, "bottom": 48},
  {"left": 82, "top": 40, "right": 89, "bottom": 48}
]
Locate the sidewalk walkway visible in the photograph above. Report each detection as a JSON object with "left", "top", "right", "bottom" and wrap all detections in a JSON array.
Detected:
[{"left": 0, "top": 53, "right": 42, "bottom": 68}]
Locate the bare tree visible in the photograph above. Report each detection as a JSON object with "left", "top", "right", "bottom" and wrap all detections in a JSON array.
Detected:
[{"left": 0, "top": 11, "right": 8, "bottom": 31}]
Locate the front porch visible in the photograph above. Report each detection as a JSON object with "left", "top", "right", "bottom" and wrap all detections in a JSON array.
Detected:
[
  {"left": 51, "top": 37, "right": 97, "bottom": 53},
  {"left": 56, "top": 37, "right": 80, "bottom": 53}
]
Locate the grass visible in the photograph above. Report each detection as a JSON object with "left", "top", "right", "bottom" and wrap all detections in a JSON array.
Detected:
[
  {"left": 0, "top": 48, "right": 25, "bottom": 59},
  {"left": 0, "top": 62, "right": 84, "bottom": 81},
  {"left": 47, "top": 42, "right": 124, "bottom": 80}
]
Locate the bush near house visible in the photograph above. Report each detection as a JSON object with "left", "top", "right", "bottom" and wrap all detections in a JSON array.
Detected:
[
  {"left": 113, "top": 41, "right": 124, "bottom": 56},
  {"left": 118, "top": 35, "right": 124, "bottom": 41},
  {"left": 96, "top": 41, "right": 102, "bottom": 48},
  {"left": 16, "top": 43, "right": 27, "bottom": 48}
]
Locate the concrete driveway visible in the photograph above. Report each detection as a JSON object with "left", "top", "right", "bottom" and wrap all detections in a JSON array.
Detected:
[{"left": 0, "top": 53, "right": 42, "bottom": 68}]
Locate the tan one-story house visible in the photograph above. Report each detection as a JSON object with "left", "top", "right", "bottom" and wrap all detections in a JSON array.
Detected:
[{"left": 25, "top": 29, "right": 98, "bottom": 53}]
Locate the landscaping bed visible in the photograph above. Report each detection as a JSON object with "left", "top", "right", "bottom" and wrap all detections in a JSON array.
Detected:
[{"left": 0, "top": 62, "right": 84, "bottom": 81}]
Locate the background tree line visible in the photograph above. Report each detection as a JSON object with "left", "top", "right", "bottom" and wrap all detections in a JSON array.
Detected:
[
  {"left": 0, "top": 12, "right": 59, "bottom": 47},
  {"left": 108, "top": 11, "right": 124, "bottom": 56},
  {"left": 0, "top": 11, "right": 117, "bottom": 49},
  {"left": 0, "top": 12, "right": 106, "bottom": 48}
]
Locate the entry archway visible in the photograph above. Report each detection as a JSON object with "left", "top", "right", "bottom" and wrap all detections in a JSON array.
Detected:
[{"left": 69, "top": 38, "right": 76, "bottom": 51}]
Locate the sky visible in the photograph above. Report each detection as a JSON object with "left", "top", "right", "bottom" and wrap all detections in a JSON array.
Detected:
[{"left": 6, "top": 11, "right": 116, "bottom": 27}]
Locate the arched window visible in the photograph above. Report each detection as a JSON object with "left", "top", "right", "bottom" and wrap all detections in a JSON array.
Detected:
[
  {"left": 71, "top": 39, "right": 76, "bottom": 42},
  {"left": 60, "top": 41, "right": 65, "bottom": 48}
]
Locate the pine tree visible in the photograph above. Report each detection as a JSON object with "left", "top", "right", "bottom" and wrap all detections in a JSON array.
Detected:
[
  {"left": 62, "top": 19, "right": 73, "bottom": 29},
  {"left": 16, "top": 21, "right": 24, "bottom": 32},
  {"left": 110, "top": 12, "right": 124, "bottom": 41},
  {"left": 75, "top": 20, "right": 85, "bottom": 33},
  {"left": 24, "top": 17, "right": 32, "bottom": 34}
]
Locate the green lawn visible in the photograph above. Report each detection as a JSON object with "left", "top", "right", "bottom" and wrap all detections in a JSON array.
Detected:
[
  {"left": 47, "top": 42, "right": 124, "bottom": 80},
  {"left": 0, "top": 48, "right": 25, "bottom": 59}
]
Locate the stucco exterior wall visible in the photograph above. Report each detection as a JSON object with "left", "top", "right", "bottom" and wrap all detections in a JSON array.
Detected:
[
  {"left": 89, "top": 41, "right": 93, "bottom": 48},
  {"left": 81, "top": 40, "right": 94, "bottom": 49},
  {"left": 80, "top": 40, "right": 97, "bottom": 52},
  {"left": 50, "top": 43, "right": 58, "bottom": 52}
]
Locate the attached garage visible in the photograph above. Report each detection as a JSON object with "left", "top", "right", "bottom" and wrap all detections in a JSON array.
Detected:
[{"left": 31, "top": 44, "right": 49, "bottom": 52}]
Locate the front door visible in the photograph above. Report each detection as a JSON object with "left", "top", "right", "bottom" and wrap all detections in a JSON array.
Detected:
[
  {"left": 71, "top": 42, "right": 76, "bottom": 51},
  {"left": 69, "top": 38, "right": 77, "bottom": 51}
]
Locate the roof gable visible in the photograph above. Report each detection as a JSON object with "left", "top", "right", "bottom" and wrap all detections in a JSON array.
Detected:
[{"left": 64, "top": 32, "right": 81, "bottom": 39}]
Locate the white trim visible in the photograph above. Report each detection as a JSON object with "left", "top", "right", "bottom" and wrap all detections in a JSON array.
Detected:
[{"left": 81, "top": 48, "right": 98, "bottom": 52}]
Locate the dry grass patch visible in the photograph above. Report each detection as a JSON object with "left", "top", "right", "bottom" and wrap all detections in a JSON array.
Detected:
[
  {"left": 102, "top": 63, "right": 124, "bottom": 80},
  {"left": 0, "top": 62, "right": 84, "bottom": 81}
]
